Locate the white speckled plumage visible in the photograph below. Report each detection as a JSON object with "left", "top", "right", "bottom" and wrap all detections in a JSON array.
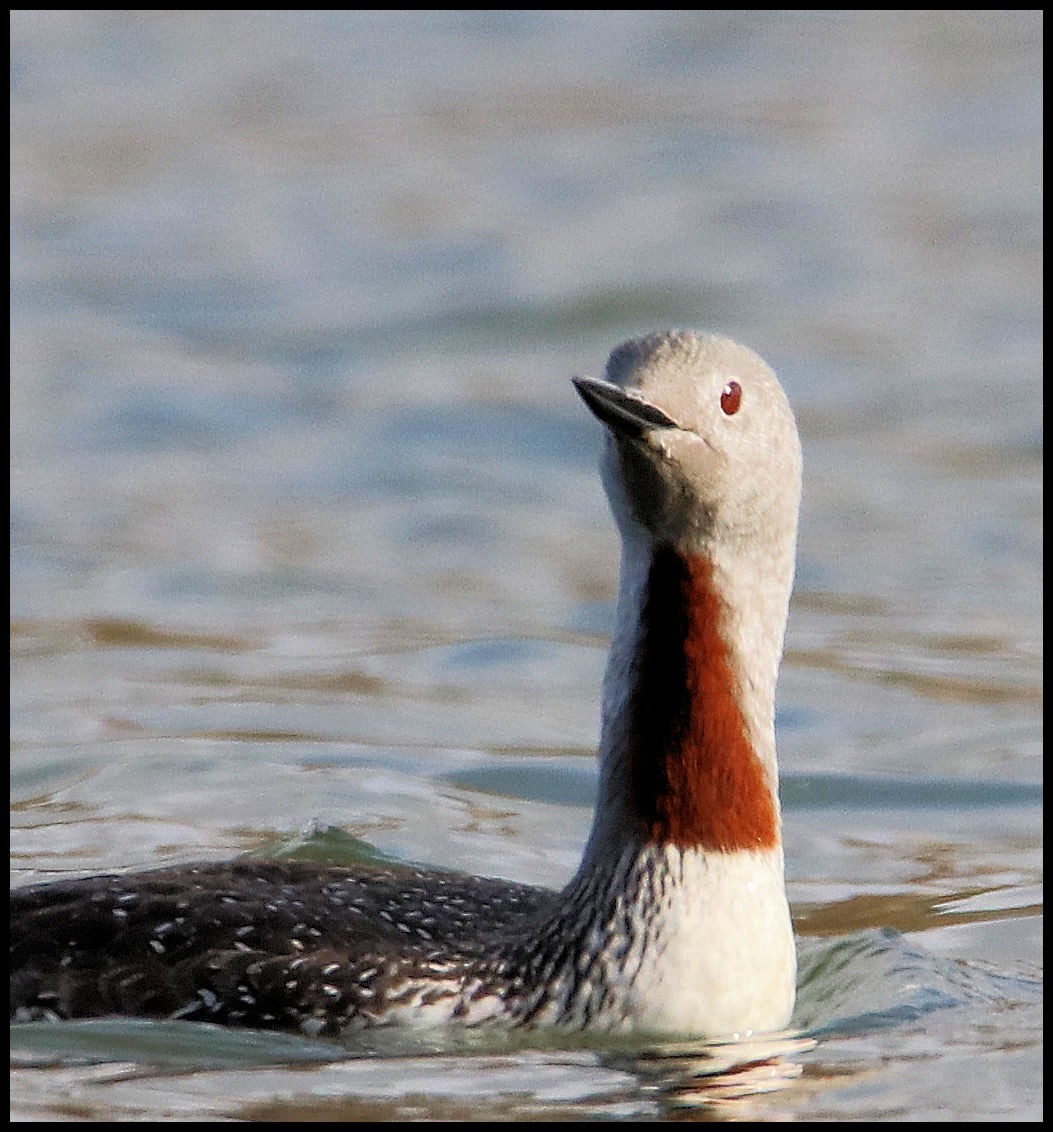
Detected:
[{"left": 11, "top": 330, "right": 801, "bottom": 1040}]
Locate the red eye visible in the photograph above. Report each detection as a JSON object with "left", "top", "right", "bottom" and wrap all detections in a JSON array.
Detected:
[{"left": 720, "top": 381, "right": 742, "bottom": 416}]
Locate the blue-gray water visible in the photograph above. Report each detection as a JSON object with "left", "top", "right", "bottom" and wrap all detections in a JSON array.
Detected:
[{"left": 10, "top": 10, "right": 1041, "bottom": 1122}]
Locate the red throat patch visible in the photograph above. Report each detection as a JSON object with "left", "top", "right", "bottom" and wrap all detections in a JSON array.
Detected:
[{"left": 627, "top": 547, "right": 779, "bottom": 851}]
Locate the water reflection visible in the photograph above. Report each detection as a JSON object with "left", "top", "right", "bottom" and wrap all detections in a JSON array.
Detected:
[{"left": 607, "top": 1032, "right": 816, "bottom": 1115}]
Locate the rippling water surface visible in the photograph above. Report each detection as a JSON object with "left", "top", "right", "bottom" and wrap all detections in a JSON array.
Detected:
[{"left": 10, "top": 10, "right": 1041, "bottom": 1122}]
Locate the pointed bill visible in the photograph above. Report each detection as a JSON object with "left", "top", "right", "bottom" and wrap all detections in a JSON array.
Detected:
[{"left": 572, "top": 377, "right": 679, "bottom": 439}]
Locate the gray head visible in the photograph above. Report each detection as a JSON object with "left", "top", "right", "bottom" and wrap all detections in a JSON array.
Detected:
[{"left": 574, "top": 331, "right": 802, "bottom": 558}]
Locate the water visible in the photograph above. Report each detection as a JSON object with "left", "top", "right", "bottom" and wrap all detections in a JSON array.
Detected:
[{"left": 10, "top": 10, "right": 1042, "bottom": 1121}]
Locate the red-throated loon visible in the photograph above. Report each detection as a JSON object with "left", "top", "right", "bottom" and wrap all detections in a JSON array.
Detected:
[{"left": 10, "top": 331, "right": 801, "bottom": 1040}]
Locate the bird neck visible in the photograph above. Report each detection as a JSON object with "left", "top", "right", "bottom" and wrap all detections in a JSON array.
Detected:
[
  {"left": 488, "top": 528, "right": 796, "bottom": 1036},
  {"left": 493, "top": 536, "right": 796, "bottom": 1032},
  {"left": 581, "top": 533, "right": 788, "bottom": 870}
]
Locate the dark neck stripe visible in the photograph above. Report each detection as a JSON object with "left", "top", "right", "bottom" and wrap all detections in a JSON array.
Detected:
[{"left": 626, "top": 546, "right": 779, "bottom": 851}]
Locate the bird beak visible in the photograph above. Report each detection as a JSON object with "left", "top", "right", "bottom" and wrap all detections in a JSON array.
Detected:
[{"left": 572, "top": 377, "right": 680, "bottom": 440}]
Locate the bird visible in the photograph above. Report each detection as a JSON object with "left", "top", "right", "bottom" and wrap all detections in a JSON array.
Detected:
[{"left": 10, "top": 330, "right": 802, "bottom": 1041}]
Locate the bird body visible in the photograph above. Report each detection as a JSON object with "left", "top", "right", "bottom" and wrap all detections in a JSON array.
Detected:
[{"left": 10, "top": 330, "right": 801, "bottom": 1040}]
